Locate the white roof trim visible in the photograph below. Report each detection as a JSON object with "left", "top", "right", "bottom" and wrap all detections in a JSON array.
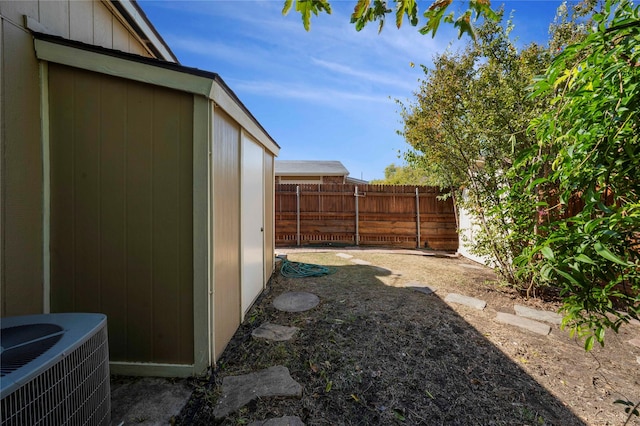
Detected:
[{"left": 104, "top": 0, "right": 176, "bottom": 62}]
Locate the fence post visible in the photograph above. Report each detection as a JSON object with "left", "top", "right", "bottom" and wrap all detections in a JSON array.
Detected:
[
  {"left": 296, "top": 185, "right": 300, "bottom": 246},
  {"left": 354, "top": 185, "right": 359, "bottom": 246},
  {"left": 415, "top": 187, "right": 421, "bottom": 248}
]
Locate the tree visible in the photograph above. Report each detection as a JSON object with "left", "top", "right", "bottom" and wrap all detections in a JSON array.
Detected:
[
  {"left": 397, "top": 17, "right": 550, "bottom": 286},
  {"left": 282, "top": 0, "right": 498, "bottom": 39},
  {"left": 514, "top": 0, "right": 640, "bottom": 350},
  {"left": 370, "top": 163, "right": 432, "bottom": 185}
]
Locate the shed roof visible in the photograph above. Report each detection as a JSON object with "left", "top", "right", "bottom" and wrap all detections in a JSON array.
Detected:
[
  {"left": 112, "top": 0, "right": 177, "bottom": 62},
  {"left": 33, "top": 32, "right": 279, "bottom": 154},
  {"left": 275, "top": 160, "right": 349, "bottom": 177}
]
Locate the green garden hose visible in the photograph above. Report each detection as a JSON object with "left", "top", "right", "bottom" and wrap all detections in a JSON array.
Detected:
[{"left": 280, "top": 259, "right": 337, "bottom": 278}]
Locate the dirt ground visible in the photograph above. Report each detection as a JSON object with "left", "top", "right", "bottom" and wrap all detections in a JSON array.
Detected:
[{"left": 178, "top": 248, "right": 640, "bottom": 426}]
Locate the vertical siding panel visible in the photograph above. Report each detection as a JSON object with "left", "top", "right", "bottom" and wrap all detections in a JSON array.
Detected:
[
  {"left": 125, "top": 82, "right": 154, "bottom": 362},
  {"left": 0, "top": 1, "right": 39, "bottom": 24},
  {"left": 39, "top": 0, "right": 70, "bottom": 39},
  {"left": 112, "top": 22, "right": 129, "bottom": 52},
  {"left": 0, "top": 17, "right": 3, "bottom": 315},
  {"left": 152, "top": 90, "right": 180, "bottom": 363},
  {"left": 213, "top": 109, "right": 241, "bottom": 360},
  {"left": 2, "top": 23, "right": 43, "bottom": 316},
  {"left": 69, "top": 0, "right": 94, "bottom": 44},
  {"left": 73, "top": 69, "right": 101, "bottom": 312},
  {"left": 151, "top": 89, "right": 193, "bottom": 364},
  {"left": 178, "top": 95, "right": 195, "bottom": 363},
  {"left": 128, "top": 34, "right": 147, "bottom": 56},
  {"left": 49, "top": 64, "right": 75, "bottom": 314},
  {"left": 263, "top": 153, "right": 274, "bottom": 282},
  {"left": 99, "top": 76, "right": 127, "bottom": 359},
  {"left": 93, "top": 2, "right": 113, "bottom": 49}
]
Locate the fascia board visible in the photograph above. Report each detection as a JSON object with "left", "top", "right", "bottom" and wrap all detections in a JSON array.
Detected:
[
  {"left": 105, "top": 0, "right": 176, "bottom": 62},
  {"left": 209, "top": 83, "right": 280, "bottom": 156},
  {"left": 34, "top": 38, "right": 213, "bottom": 96}
]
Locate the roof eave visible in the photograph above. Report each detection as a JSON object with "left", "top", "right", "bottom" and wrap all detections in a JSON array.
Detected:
[{"left": 105, "top": 0, "right": 178, "bottom": 62}]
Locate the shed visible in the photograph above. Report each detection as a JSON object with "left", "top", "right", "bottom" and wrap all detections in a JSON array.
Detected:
[{"left": 1, "top": 1, "right": 279, "bottom": 377}]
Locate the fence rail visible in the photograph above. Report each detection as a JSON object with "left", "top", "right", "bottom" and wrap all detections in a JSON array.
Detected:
[{"left": 275, "top": 184, "right": 458, "bottom": 250}]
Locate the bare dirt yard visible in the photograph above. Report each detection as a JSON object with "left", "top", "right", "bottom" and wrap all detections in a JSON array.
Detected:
[{"left": 178, "top": 248, "right": 640, "bottom": 425}]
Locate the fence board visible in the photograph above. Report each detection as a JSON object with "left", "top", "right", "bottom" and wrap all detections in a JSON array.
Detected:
[{"left": 275, "top": 184, "right": 458, "bottom": 250}]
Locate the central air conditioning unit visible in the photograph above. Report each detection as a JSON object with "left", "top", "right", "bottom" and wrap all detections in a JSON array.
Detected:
[{"left": 1, "top": 313, "right": 110, "bottom": 426}]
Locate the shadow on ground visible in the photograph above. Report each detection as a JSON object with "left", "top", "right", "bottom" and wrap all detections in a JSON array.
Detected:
[{"left": 179, "top": 256, "right": 586, "bottom": 425}]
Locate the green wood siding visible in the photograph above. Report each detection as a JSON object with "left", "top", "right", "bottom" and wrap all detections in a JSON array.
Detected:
[{"left": 48, "top": 63, "right": 194, "bottom": 365}]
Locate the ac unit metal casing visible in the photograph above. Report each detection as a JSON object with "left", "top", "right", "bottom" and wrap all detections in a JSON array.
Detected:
[{"left": 1, "top": 313, "right": 110, "bottom": 426}]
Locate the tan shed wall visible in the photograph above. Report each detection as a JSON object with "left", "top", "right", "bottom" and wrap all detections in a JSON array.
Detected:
[
  {"left": 213, "top": 108, "right": 241, "bottom": 360},
  {"left": 0, "top": 18, "right": 43, "bottom": 316},
  {"left": 264, "top": 153, "right": 275, "bottom": 282},
  {"left": 48, "top": 64, "right": 194, "bottom": 365},
  {"left": 0, "top": 0, "right": 152, "bottom": 56}
]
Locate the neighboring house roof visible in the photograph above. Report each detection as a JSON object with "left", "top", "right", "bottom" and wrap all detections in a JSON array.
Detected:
[
  {"left": 33, "top": 32, "right": 280, "bottom": 153},
  {"left": 275, "top": 160, "right": 349, "bottom": 177},
  {"left": 345, "top": 176, "right": 369, "bottom": 185}
]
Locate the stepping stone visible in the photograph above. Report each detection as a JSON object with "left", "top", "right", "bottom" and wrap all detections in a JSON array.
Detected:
[
  {"left": 252, "top": 323, "right": 299, "bottom": 341},
  {"left": 249, "top": 416, "right": 305, "bottom": 426},
  {"left": 496, "top": 312, "right": 551, "bottom": 336},
  {"left": 336, "top": 253, "right": 353, "bottom": 259},
  {"left": 628, "top": 338, "right": 640, "bottom": 349},
  {"left": 273, "top": 292, "right": 320, "bottom": 312},
  {"left": 408, "top": 286, "right": 437, "bottom": 295},
  {"left": 213, "top": 366, "right": 302, "bottom": 419},
  {"left": 445, "top": 293, "right": 487, "bottom": 310},
  {"left": 458, "top": 263, "right": 485, "bottom": 270},
  {"left": 514, "top": 305, "right": 562, "bottom": 325},
  {"left": 350, "top": 258, "right": 372, "bottom": 265}
]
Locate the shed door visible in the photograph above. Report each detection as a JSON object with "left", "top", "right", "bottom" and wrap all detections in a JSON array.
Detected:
[{"left": 241, "top": 134, "right": 264, "bottom": 315}]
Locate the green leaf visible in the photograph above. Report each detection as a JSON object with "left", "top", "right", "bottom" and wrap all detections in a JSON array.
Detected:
[
  {"left": 540, "top": 246, "right": 555, "bottom": 261},
  {"left": 585, "top": 335, "right": 595, "bottom": 351},
  {"left": 540, "top": 264, "right": 553, "bottom": 281},
  {"left": 393, "top": 409, "right": 406, "bottom": 421},
  {"left": 554, "top": 268, "right": 581, "bottom": 286},
  {"left": 594, "top": 242, "right": 629, "bottom": 266},
  {"left": 282, "top": 0, "right": 293, "bottom": 14},
  {"left": 419, "top": 0, "right": 452, "bottom": 37},
  {"left": 574, "top": 254, "right": 597, "bottom": 265},
  {"left": 325, "top": 380, "right": 333, "bottom": 392},
  {"left": 584, "top": 218, "right": 604, "bottom": 234},
  {"left": 454, "top": 10, "right": 474, "bottom": 39},
  {"left": 469, "top": 0, "right": 499, "bottom": 21},
  {"left": 351, "top": 0, "right": 370, "bottom": 21},
  {"left": 395, "top": 0, "right": 418, "bottom": 28}
]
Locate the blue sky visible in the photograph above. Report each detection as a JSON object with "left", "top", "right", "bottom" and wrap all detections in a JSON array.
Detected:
[{"left": 139, "top": 0, "right": 566, "bottom": 181}]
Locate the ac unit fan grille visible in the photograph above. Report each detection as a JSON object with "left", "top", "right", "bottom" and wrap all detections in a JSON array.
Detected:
[
  {"left": 1, "top": 324, "right": 64, "bottom": 377},
  {"left": 1, "top": 325, "right": 110, "bottom": 426}
]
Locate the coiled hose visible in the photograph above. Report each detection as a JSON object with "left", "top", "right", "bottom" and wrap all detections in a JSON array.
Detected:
[{"left": 280, "top": 259, "right": 337, "bottom": 278}]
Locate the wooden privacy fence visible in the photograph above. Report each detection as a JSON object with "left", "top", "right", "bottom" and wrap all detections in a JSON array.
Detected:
[{"left": 275, "top": 184, "right": 458, "bottom": 251}]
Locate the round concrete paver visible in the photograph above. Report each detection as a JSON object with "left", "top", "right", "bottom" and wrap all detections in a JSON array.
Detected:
[{"left": 273, "top": 292, "right": 320, "bottom": 312}]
